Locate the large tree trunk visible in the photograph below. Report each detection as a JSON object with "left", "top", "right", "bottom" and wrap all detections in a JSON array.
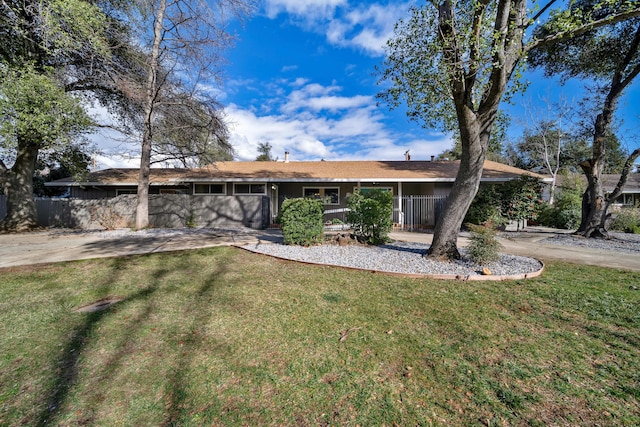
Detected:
[
  {"left": 577, "top": 23, "right": 640, "bottom": 238},
  {"left": 427, "top": 108, "right": 490, "bottom": 260},
  {"left": 576, "top": 83, "right": 619, "bottom": 238},
  {"left": 577, "top": 157, "right": 608, "bottom": 238},
  {"left": 424, "top": 0, "right": 524, "bottom": 260},
  {"left": 579, "top": 147, "right": 640, "bottom": 237},
  {"left": 135, "top": 0, "right": 166, "bottom": 230},
  {"left": 0, "top": 140, "right": 40, "bottom": 232},
  {"left": 576, "top": 106, "right": 609, "bottom": 238}
]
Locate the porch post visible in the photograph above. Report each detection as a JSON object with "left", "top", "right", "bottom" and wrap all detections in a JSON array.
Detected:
[
  {"left": 271, "top": 183, "right": 279, "bottom": 224},
  {"left": 398, "top": 181, "right": 404, "bottom": 230}
]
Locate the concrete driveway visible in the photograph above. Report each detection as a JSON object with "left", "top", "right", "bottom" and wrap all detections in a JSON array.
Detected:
[
  {"left": 389, "top": 229, "right": 640, "bottom": 272},
  {"left": 0, "top": 227, "right": 638, "bottom": 272},
  {"left": 0, "top": 228, "right": 282, "bottom": 269}
]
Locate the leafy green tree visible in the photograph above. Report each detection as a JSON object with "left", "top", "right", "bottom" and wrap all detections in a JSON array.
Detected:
[
  {"left": 465, "top": 176, "right": 543, "bottom": 228},
  {"left": 529, "top": 0, "right": 640, "bottom": 238},
  {"left": 464, "top": 185, "right": 503, "bottom": 226},
  {"left": 0, "top": 0, "right": 138, "bottom": 231},
  {"left": 499, "top": 176, "right": 543, "bottom": 227},
  {"left": 568, "top": 121, "right": 627, "bottom": 174},
  {"left": 256, "top": 142, "right": 276, "bottom": 162},
  {"left": 537, "top": 171, "right": 583, "bottom": 230},
  {"left": 33, "top": 145, "right": 92, "bottom": 197},
  {"left": 378, "top": 0, "right": 640, "bottom": 259},
  {"left": 0, "top": 66, "right": 94, "bottom": 230}
]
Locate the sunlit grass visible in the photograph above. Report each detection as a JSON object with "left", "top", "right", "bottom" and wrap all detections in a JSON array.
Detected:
[{"left": 1, "top": 247, "right": 639, "bottom": 426}]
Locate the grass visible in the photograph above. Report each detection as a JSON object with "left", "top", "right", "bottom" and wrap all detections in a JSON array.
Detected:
[{"left": 1, "top": 247, "right": 639, "bottom": 426}]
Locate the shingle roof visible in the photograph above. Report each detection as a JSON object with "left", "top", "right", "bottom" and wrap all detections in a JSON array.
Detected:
[
  {"left": 50, "top": 160, "right": 550, "bottom": 186},
  {"left": 556, "top": 173, "right": 640, "bottom": 193},
  {"left": 602, "top": 174, "right": 640, "bottom": 193}
]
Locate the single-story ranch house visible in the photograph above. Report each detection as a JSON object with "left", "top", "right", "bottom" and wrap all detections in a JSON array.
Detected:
[{"left": 45, "top": 159, "right": 549, "bottom": 230}]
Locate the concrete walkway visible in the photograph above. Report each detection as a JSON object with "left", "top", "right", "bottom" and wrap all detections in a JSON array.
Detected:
[{"left": 0, "top": 227, "right": 638, "bottom": 272}]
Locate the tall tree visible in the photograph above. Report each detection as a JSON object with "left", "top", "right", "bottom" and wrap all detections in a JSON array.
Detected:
[
  {"left": 512, "top": 96, "right": 574, "bottom": 204},
  {"left": 0, "top": 0, "right": 114, "bottom": 231},
  {"left": 132, "top": 0, "right": 254, "bottom": 229},
  {"left": 529, "top": 1, "right": 640, "bottom": 238},
  {"left": 256, "top": 141, "right": 276, "bottom": 162},
  {"left": 379, "top": 0, "right": 640, "bottom": 259},
  {"left": 437, "top": 111, "right": 511, "bottom": 163},
  {"left": 517, "top": 125, "right": 565, "bottom": 204}
]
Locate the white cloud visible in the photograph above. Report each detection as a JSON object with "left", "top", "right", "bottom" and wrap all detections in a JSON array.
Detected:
[
  {"left": 328, "top": 2, "right": 414, "bottom": 56},
  {"left": 265, "top": 0, "right": 347, "bottom": 20},
  {"left": 224, "top": 78, "right": 449, "bottom": 162},
  {"left": 290, "top": 77, "right": 310, "bottom": 87},
  {"left": 265, "top": 1, "right": 414, "bottom": 57},
  {"left": 95, "top": 153, "right": 140, "bottom": 169},
  {"left": 86, "top": 76, "right": 452, "bottom": 168},
  {"left": 281, "top": 83, "right": 372, "bottom": 114}
]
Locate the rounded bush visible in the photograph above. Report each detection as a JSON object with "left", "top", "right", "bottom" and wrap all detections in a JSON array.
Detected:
[
  {"left": 280, "top": 198, "right": 324, "bottom": 245},
  {"left": 346, "top": 189, "right": 393, "bottom": 245}
]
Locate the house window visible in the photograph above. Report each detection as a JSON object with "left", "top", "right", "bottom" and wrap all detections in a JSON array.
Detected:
[
  {"left": 303, "top": 187, "right": 340, "bottom": 205},
  {"left": 194, "top": 183, "right": 226, "bottom": 195},
  {"left": 160, "top": 189, "right": 188, "bottom": 195},
  {"left": 356, "top": 187, "right": 393, "bottom": 196},
  {"left": 116, "top": 189, "right": 137, "bottom": 195},
  {"left": 234, "top": 183, "right": 266, "bottom": 195}
]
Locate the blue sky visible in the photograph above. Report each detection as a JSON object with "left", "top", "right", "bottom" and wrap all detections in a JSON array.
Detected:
[
  {"left": 221, "top": 0, "right": 443, "bottom": 163},
  {"left": 95, "top": 0, "right": 640, "bottom": 167}
]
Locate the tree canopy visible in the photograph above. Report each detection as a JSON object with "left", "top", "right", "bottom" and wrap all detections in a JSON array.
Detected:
[
  {"left": 379, "top": 0, "right": 640, "bottom": 258},
  {"left": 131, "top": 0, "right": 254, "bottom": 229},
  {"left": 256, "top": 142, "right": 276, "bottom": 162},
  {"left": 0, "top": 0, "right": 116, "bottom": 230},
  {"left": 528, "top": 0, "right": 640, "bottom": 237}
]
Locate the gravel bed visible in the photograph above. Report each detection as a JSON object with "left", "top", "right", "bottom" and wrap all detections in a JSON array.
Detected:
[
  {"left": 245, "top": 241, "right": 543, "bottom": 277},
  {"left": 540, "top": 232, "right": 640, "bottom": 253}
]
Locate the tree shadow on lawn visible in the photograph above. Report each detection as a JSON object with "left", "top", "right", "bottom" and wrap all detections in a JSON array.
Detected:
[
  {"left": 75, "top": 228, "right": 285, "bottom": 257},
  {"left": 35, "top": 250, "right": 235, "bottom": 426}
]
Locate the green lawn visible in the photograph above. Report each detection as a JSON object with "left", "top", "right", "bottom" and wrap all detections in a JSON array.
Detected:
[{"left": 1, "top": 247, "right": 639, "bottom": 426}]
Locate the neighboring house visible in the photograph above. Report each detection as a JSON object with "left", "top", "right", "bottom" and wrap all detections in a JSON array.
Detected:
[
  {"left": 555, "top": 173, "right": 640, "bottom": 207},
  {"left": 45, "top": 159, "right": 549, "bottom": 229},
  {"left": 603, "top": 174, "right": 640, "bottom": 207}
]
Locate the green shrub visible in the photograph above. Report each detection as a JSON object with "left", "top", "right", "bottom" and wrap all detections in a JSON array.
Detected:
[
  {"left": 500, "top": 175, "right": 544, "bottom": 224},
  {"left": 346, "top": 189, "right": 393, "bottom": 245},
  {"left": 610, "top": 205, "right": 640, "bottom": 234},
  {"left": 465, "top": 223, "right": 502, "bottom": 265},
  {"left": 537, "top": 183, "right": 582, "bottom": 230},
  {"left": 466, "top": 176, "right": 543, "bottom": 227},
  {"left": 280, "top": 198, "right": 324, "bottom": 245},
  {"left": 464, "top": 185, "right": 503, "bottom": 226}
]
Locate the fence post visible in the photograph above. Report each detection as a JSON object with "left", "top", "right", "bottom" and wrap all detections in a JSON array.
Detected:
[{"left": 409, "top": 196, "right": 413, "bottom": 231}]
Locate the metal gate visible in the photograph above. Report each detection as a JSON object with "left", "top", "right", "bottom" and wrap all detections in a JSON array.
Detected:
[{"left": 393, "top": 195, "right": 447, "bottom": 231}]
